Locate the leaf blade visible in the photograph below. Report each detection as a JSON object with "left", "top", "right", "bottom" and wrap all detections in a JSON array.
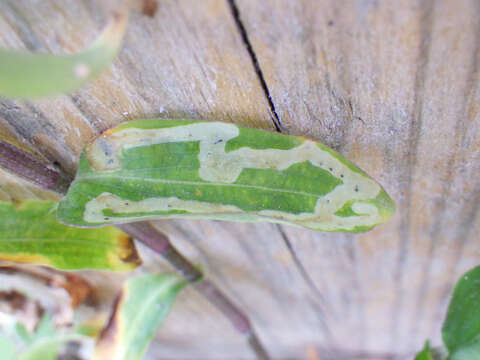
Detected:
[
  {"left": 0, "top": 9, "right": 128, "bottom": 99},
  {"left": 442, "top": 266, "right": 480, "bottom": 353},
  {"left": 415, "top": 341, "right": 434, "bottom": 360},
  {"left": 93, "top": 273, "right": 186, "bottom": 360},
  {"left": 17, "top": 335, "right": 92, "bottom": 360},
  {"left": 0, "top": 200, "right": 140, "bottom": 271},
  {"left": 58, "top": 119, "right": 395, "bottom": 232},
  {"left": 450, "top": 340, "right": 480, "bottom": 360}
]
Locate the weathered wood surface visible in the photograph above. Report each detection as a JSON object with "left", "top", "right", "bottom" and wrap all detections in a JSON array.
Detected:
[{"left": 0, "top": 0, "right": 479, "bottom": 359}]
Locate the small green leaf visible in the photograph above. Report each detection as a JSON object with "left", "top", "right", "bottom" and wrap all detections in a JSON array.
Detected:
[
  {"left": 442, "top": 266, "right": 480, "bottom": 354},
  {"left": 15, "top": 322, "right": 31, "bottom": 344},
  {"left": 94, "top": 273, "right": 187, "bottom": 360},
  {"left": 29, "top": 315, "right": 55, "bottom": 344},
  {"left": 17, "top": 335, "right": 90, "bottom": 360},
  {"left": 57, "top": 119, "right": 395, "bottom": 232},
  {"left": 0, "top": 8, "right": 128, "bottom": 98},
  {"left": 0, "top": 200, "right": 140, "bottom": 271},
  {"left": 415, "top": 341, "right": 434, "bottom": 360},
  {"left": 17, "top": 338, "right": 63, "bottom": 360}
]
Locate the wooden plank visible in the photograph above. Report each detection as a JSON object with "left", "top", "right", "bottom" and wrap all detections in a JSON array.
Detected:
[
  {"left": 0, "top": 0, "right": 274, "bottom": 172},
  {"left": 0, "top": 0, "right": 479, "bottom": 359},
  {"left": 151, "top": 220, "right": 336, "bottom": 359},
  {"left": 235, "top": 0, "right": 480, "bottom": 356},
  {"left": 0, "top": 1, "right": 278, "bottom": 359}
]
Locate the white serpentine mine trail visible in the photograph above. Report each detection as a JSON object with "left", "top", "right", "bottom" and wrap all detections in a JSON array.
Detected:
[{"left": 84, "top": 122, "right": 382, "bottom": 230}]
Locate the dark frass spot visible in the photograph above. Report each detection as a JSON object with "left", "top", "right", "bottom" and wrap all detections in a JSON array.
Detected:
[
  {"left": 327, "top": 199, "right": 330, "bottom": 203},
  {"left": 340, "top": 174, "right": 344, "bottom": 178},
  {"left": 329, "top": 167, "right": 333, "bottom": 171},
  {"left": 214, "top": 139, "right": 223, "bottom": 144},
  {"left": 104, "top": 217, "right": 110, "bottom": 221},
  {"left": 124, "top": 202, "right": 129, "bottom": 206},
  {"left": 354, "top": 185, "right": 359, "bottom": 192}
]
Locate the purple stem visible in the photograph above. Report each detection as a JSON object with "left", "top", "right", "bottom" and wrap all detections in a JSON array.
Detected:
[
  {"left": 119, "top": 222, "right": 270, "bottom": 360},
  {"left": 0, "top": 141, "right": 71, "bottom": 194},
  {"left": 194, "top": 279, "right": 270, "bottom": 360},
  {"left": 118, "top": 222, "right": 202, "bottom": 282},
  {"left": 0, "top": 140, "right": 271, "bottom": 360}
]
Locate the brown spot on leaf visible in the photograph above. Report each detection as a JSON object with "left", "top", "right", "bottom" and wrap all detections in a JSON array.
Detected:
[{"left": 117, "top": 233, "right": 142, "bottom": 267}]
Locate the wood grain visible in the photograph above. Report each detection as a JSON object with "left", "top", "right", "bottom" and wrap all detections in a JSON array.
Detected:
[
  {"left": 0, "top": 0, "right": 479, "bottom": 359},
  {"left": 236, "top": 0, "right": 480, "bottom": 356}
]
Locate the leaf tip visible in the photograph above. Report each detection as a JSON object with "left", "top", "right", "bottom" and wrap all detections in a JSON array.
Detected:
[{"left": 376, "top": 188, "right": 396, "bottom": 223}]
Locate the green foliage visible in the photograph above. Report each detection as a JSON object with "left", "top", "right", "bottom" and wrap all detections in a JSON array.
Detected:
[
  {"left": 415, "top": 341, "right": 434, "bottom": 360},
  {"left": 0, "top": 334, "right": 15, "bottom": 360},
  {"left": 16, "top": 339, "right": 64, "bottom": 360},
  {"left": 442, "top": 266, "right": 480, "bottom": 359},
  {"left": 416, "top": 266, "right": 480, "bottom": 359},
  {"left": 0, "top": 200, "right": 140, "bottom": 271},
  {"left": 94, "top": 273, "right": 187, "bottom": 360},
  {"left": 0, "top": 274, "right": 186, "bottom": 360},
  {"left": 0, "top": 10, "right": 128, "bottom": 99},
  {"left": 0, "top": 313, "right": 91, "bottom": 360},
  {"left": 58, "top": 119, "right": 395, "bottom": 232}
]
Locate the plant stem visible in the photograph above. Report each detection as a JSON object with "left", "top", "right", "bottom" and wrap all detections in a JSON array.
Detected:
[
  {"left": 0, "top": 140, "right": 271, "bottom": 360},
  {"left": 117, "top": 222, "right": 202, "bottom": 283},
  {"left": 119, "top": 222, "right": 270, "bottom": 360},
  {"left": 0, "top": 141, "right": 71, "bottom": 194},
  {"left": 194, "top": 279, "right": 270, "bottom": 360}
]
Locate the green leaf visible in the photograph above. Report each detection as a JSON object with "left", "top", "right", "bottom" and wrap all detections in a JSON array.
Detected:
[
  {"left": 29, "top": 315, "right": 55, "bottom": 344},
  {"left": 57, "top": 119, "right": 395, "bottom": 232},
  {"left": 0, "top": 200, "right": 140, "bottom": 271},
  {"left": 442, "top": 266, "right": 480, "bottom": 354},
  {"left": 17, "top": 335, "right": 90, "bottom": 360},
  {"left": 0, "top": 334, "right": 15, "bottom": 360},
  {"left": 415, "top": 341, "right": 434, "bottom": 360},
  {"left": 94, "top": 273, "right": 186, "bottom": 360},
  {"left": 17, "top": 338, "right": 64, "bottom": 360},
  {"left": 0, "top": 8, "right": 128, "bottom": 99},
  {"left": 450, "top": 340, "right": 480, "bottom": 360},
  {"left": 15, "top": 322, "right": 31, "bottom": 344}
]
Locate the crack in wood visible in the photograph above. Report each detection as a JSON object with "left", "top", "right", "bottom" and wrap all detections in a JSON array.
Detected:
[
  {"left": 276, "top": 224, "right": 333, "bottom": 340},
  {"left": 226, "top": 0, "right": 282, "bottom": 133}
]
